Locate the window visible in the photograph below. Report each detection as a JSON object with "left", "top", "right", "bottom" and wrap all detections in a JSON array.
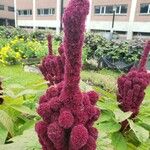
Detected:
[
  {"left": 94, "top": 6, "right": 100, "bottom": 14},
  {"left": 115, "top": 5, "right": 128, "bottom": 14},
  {"left": 0, "top": 5, "right": 4, "bottom": 10},
  {"left": 44, "top": 9, "right": 49, "bottom": 15},
  {"left": 105, "top": 5, "right": 113, "bottom": 14},
  {"left": 8, "top": 6, "right": 14, "bottom": 12},
  {"left": 140, "top": 3, "right": 150, "bottom": 14},
  {"left": 116, "top": 6, "right": 120, "bottom": 14},
  {"left": 101, "top": 6, "right": 105, "bottom": 14},
  {"left": 120, "top": 5, "right": 127, "bottom": 13},
  {"left": 18, "top": 9, "right": 32, "bottom": 16},
  {"left": 37, "top": 8, "right": 55, "bottom": 15},
  {"left": 52, "top": 8, "right": 55, "bottom": 14},
  {"left": 94, "top": 4, "right": 127, "bottom": 15}
]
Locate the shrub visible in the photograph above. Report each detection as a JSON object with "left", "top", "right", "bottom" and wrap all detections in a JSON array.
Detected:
[
  {"left": 84, "top": 32, "right": 145, "bottom": 68},
  {"left": 0, "top": 37, "right": 48, "bottom": 65},
  {"left": 0, "top": 26, "right": 29, "bottom": 39}
]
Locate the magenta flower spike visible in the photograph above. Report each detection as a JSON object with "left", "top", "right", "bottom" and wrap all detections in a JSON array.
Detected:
[
  {"left": 117, "top": 41, "right": 150, "bottom": 119},
  {"left": 39, "top": 35, "right": 65, "bottom": 86},
  {"left": 35, "top": 0, "right": 100, "bottom": 150},
  {"left": 0, "top": 81, "right": 3, "bottom": 105},
  {"left": 47, "top": 34, "right": 53, "bottom": 55}
]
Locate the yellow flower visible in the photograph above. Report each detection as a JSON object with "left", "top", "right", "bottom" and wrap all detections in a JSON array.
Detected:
[{"left": 16, "top": 52, "right": 21, "bottom": 59}]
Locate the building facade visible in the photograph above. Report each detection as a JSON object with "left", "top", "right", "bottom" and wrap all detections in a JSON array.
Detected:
[
  {"left": 0, "top": 0, "right": 15, "bottom": 26},
  {"left": 91, "top": 0, "right": 150, "bottom": 39},
  {"left": 10, "top": 0, "right": 150, "bottom": 39}
]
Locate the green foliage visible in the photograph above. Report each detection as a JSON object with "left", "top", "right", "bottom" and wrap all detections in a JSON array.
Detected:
[
  {"left": 111, "top": 132, "right": 127, "bottom": 150},
  {"left": 84, "top": 32, "right": 108, "bottom": 60},
  {"left": 0, "top": 79, "right": 46, "bottom": 143},
  {"left": 81, "top": 70, "right": 118, "bottom": 93},
  {"left": 0, "top": 110, "right": 14, "bottom": 137},
  {"left": 84, "top": 32, "right": 144, "bottom": 67},
  {"left": 0, "top": 26, "right": 54, "bottom": 41},
  {"left": 0, "top": 37, "right": 48, "bottom": 65},
  {"left": 0, "top": 64, "right": 150, "bottom": 149},
  {"left": 0, "top": 123, "right": 8, "bottom": 144},
  {"left": 95, "top": 89, "right": 150, "bottom": 150},
  {"left": 0, "top": 26, "right": 29, "bottom": 39},
  {"left": 128, "top": 119, "right": 149, "bottom": 143},
  {"left": 0, "top": 127, "right": 41, "bottom": 150}
]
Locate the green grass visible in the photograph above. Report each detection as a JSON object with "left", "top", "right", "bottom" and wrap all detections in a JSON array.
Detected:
[
  {"left": 81, "top": 70, "right": 118, "bottom": 93},
  {"left": 0, "top": 64, "right": 149, "bottom": 99},
  {"left": 0, "top": 64, "right": 149, "bottom": 149},
  {"left": 0, "top": 64, "right": 46, "bottom": 91}
]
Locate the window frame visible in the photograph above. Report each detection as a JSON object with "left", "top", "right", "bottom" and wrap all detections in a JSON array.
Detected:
[
  {"left": 0, "top": 5, "right": 4, "bottom": 10},
  {"left": 115, "top": 4, "right": 128, "bottom": 14},
  {"left": 94, "top": 4, "right": 128, "bottom": 15},
  {"left": 8, "top": 6, "right": 14, "bottom": 12},
  {"left": 140, "top": 3, "right": 150, "bottom": 14},
  {"left": 18, "top": 9, "right": 32, "bottom": 16},
  {"left": 105, "top": 5, "right": 113, "bottom": 14},
  {"left": 37, "top": 8, "right": 55, "bottom": 16}
]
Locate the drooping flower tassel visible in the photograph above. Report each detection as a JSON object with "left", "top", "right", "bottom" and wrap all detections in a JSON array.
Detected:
[
  {"left": 35, "top": 0, "right": 100, "bottom": 149},
  {"left": 117, "top": 41, "right": 150, "bottom": 129},
  {"left": 39, "top": 35, "right": 65, "bottom": 86},
  {"left": 0, "top": 80, "right": 4, "bottom": 105}
]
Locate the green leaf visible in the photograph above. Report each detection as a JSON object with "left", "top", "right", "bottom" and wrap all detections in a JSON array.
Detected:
[
  {"left": 97, "top": 131, "right": 113, "bottom": 150},
  {"left": 3, "top": 96, "right": 23, "bottom": 105},
  {"left": 114, "top": 110, "right": 132, "bottom": 122},
  {"left": 0, "top": 123, "right": 8, "bottom": 144},
  {"left": 7, "top": 84, "right": 25, "bottom": 89},
  {"left": 137, "top": 139, "right": 150, "bottom": 150},
  {"left": 0, "top": 127, "right": 41, "bottom": 150},
  {"left": 97, "top": 100, "right": 119, "bottom": 111},
  {"left": 128, "top": 119, "right": 149, "bottom": 143},
  {"left": 127, "top": 143, "right": 138, "bottom": 150},
  {"left": 100, "top": 110, "right": 114, "bottom": 122},
  {"left": 97, "top": 120, "right": 121, "bottom": 133},
  {"left": 16, "top": 89, "right": 39, "bottom": 97},
  {"left": 4, "top": 89, "right": 16, "bottom": 99},
  {"left": 0, "top": 110, "right": 14, "bottom": 136},
  {"left": 111, "top": 132, "right": 127, "bottom": 150},
  {"left": 11, "top": 105, "right": 37, "bottom": 116}
]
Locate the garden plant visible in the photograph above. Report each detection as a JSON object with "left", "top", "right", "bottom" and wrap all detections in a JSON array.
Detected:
[
  {"left": 36, "top": 0, "right": 100, "bottom": 149},
  {"left": 0, "top": 0, "right": 150, "bottom": 150},
  {"left": 39, "top": 34, "right": 65, "bottom": 86},
  {"left": 117, "top": 41, "right": 150, "bottom": 130}
]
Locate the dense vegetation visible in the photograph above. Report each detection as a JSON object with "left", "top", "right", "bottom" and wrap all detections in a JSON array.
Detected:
[
  {"left": 0, "top": 26, "right": 147, "bottom": 69},
  {"left": 0, "top": 26, "right": 150, "bottom": 150}
]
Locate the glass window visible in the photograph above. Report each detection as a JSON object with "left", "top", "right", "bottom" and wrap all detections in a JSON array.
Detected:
[
  {"left": 23, "top": 10, "right": 27, "bottom": 15},
  {"left": 140, "top": 3, "right": 149, "bottom": 13},
  {"left": 8, "top": 6, "right": 14, "bottom": 12},
  {"left": 94, "top": 6, "right": 100, "bottom": 14},
  {"left": 44, "top": 9, "right": 49, "bottom": 15},
  {"left": 37, "top": 9, "right": 40, "bottom": 15},
  {"left": 37, "top": 8, "right": 55, "bottom": 15},
  {"left": 29, "top": 10, "right": 32, "bottom": 15},
  {"left": 101, "top": 6, "right": 105, "bottom": 14},
  {"left": 18, "top": 9, "right": 32, "bottom": 16},
  {"left": 52, "top": 8, "right": 55, "bottom": 14},
  {"left": 105, "top": 5, "right": 113, "bottom": 14},
  {"left": 116, "top": 6, "right": 120, "bottom": 14},
  {"left": 18, "top": 10, "right": 21, "bottom": 15},
  {"left": 121, "top": 5, "right": 127, "bottom": 13},
  {"left": 0, "top": 5, "right": 4, "bottom": 10}
]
